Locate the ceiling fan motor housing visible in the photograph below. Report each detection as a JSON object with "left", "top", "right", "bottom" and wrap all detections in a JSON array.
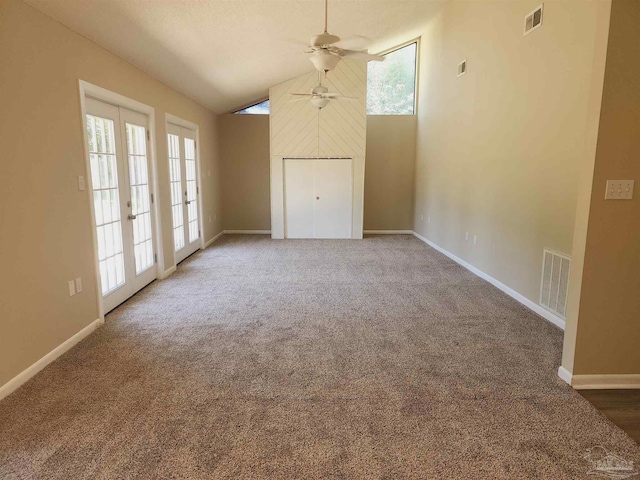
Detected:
[
  {"left": 310, "top": 33, "right": 341, "bottom": 47},
  {"left": 312, "top": 85, "right": 329, "bottom": 95}
]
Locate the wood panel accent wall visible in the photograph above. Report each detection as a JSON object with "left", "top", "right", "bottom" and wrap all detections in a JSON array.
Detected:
[{"left": 269, "top": 58, "right": 367, "bottom": 238}]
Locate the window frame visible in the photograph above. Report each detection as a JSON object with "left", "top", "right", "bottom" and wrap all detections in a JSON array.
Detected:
[
  {"left": 367, "top": 38, "right": 420, "bottom": 116},
  {"left": 233, "top": 99, "right": 270, "bottom": 115}
]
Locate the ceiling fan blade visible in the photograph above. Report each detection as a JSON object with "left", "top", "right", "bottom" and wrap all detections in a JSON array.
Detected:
[
  {"left": 287, "top": 97, "right": 313, "bottom": 103},
  {"left": 322, "top": 93, "right": 358, "bottom": 99},
  {"left": 335, "top": 35, "right": 370, "bottom": 51},
  {"left": 289, "top": 93, "right": 314, "bottom": 96},
  {"left": 332, "top": 96, "right": 360, "bottom": 102},
  {"left": 339, "top": 49, "right": 385, "bottom": 62}
]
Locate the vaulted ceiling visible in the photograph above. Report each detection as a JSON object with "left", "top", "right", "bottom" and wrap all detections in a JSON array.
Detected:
[{"left": 24, "top": 0, "right": 445, "bottom": 113}]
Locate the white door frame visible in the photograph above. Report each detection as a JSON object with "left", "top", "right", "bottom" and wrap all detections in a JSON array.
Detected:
[
  {"left": 165, "top": 113, "right": 205, "bottom": 267},
  {"left": 78, "top": 80, "right": 164, "bottom": 320}
]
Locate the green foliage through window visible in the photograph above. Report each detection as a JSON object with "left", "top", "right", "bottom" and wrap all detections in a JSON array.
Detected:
[
  {"left": 234, "top": 99, "right": 270, "bottom": 115},
  {"left": 367, "top": 42, "right": 417, "bottom": 115}
]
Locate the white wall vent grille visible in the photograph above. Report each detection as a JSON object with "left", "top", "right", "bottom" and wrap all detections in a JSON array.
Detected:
[
  {"left": 540, "top": 249, "right": 570, "bottom": 318},
  {"left": 524, "top": 4, "right": 543, "bottom": 36}
]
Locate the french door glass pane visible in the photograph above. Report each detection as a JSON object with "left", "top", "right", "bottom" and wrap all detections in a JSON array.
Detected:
[
  {"left": 125, "top": 123, "right": 154, "bottom": 274},
  {"left": 184, "top": 138, "right": 199, "bottom": 242},
  {"left": 86, "top": 115, "right": 126, "bottom": 295},
  {"left": 167, "top": 133, "right": 185, "bottom": 251}
]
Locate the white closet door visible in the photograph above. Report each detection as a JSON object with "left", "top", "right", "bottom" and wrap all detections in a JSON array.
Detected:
[
  {"left": 314, "top": 159, "right": 352, "bottom": 239},
  {"left": 85, "top": 98, "right": 156, "bottom": 313},
  {"left": 167, "top": 124, "right": 200, "bottom": 263},
  {"left": 284, "top": 158, "right": 352, "bottom": 239},
  {"left": 284, "top": 159, "right": 315, "bottom": 238}
]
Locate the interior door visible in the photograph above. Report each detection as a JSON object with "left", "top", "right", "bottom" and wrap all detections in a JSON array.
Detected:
[
  {"left": 284, "top": 159, "right": 316, "bottom": 238},
  {"left": 284, "top": 158, "right": 352, "bottom": 239},
  {"left": 167, "top": 124, "right": 200, "bottom": 263},
  {"left": 314, "top": 159, "right": 352, "bottom": 238},
  {"left": 85, "top": 97, "right": 156, "bottom": 313}
]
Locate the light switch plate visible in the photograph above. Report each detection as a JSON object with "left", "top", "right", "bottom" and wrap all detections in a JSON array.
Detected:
[
  {"left": 78, "top": 175, "right": 85, "bottom": 191},
  {"left": 75, "top": 277, "right": 83, "bottom": 293},
  {"left": 605, "top": 180, "right": 634, "bottom": 200},
  {"left": 68, "top": 281, "right": 76, "bottom": 297}
]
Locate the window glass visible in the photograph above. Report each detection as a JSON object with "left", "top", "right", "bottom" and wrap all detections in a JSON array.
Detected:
[
  {"left": 234, "top": 99, "right": 270, "bottom": 115},
  {"left": 367, "top": 42, "right": 417, "bottom": 115}
]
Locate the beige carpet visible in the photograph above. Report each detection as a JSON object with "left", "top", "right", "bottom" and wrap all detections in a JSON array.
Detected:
[{"left": 1, "top": 235, "right": 638, "bottom": 479}]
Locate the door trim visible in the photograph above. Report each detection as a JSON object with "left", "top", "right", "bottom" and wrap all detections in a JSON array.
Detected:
[
  {"left": 78, "top": 80, "right": 163, "bottom": 319},
  {"left": 165, "top": 113, "right": 205, "bottom": 268}
]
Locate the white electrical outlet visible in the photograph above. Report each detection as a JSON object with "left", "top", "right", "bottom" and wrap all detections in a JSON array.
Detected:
[
  {"left": 605, "top": 180, "right": 634, "bottom": 200},
  {"left": 77, "top": 175, "right": 85, "bottom": 191},
  {"left": 465, "top": 232, "right": 469, "bottom": 241},
  {"left": 68, "top": 281, "right": 76, "bottom": 297},
  {"left": 75, "top": 277, "right": 83, "bottom": 293},
  {"left": 473, "top": 235, "right": 478, "bottom": 246}
]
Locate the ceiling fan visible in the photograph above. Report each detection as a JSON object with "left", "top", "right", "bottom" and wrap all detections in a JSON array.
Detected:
[
  {"left": 305, "top": 0, "right": 385, "bottom": 73},
  {"left": 288, "top": 74, "right": 358, "bottom": 109}
]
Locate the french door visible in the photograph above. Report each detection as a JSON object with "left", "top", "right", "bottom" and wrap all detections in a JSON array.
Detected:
[
  {"left": 85, "top": 97, "right": 157, "bottom": 313},
  {"left": 167, "top": 124, "right": 200, "bottom": 263}
]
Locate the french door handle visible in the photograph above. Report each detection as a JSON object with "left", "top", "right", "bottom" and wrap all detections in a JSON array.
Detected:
[
  {"left": 185, "top": 200, "right": 192, "bottom": 205},
  {"left": 128, "top": 214, "right": 137, "bottom": 220}
]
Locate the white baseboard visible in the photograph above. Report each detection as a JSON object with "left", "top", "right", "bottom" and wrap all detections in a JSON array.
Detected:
[
  {"left": 412, "top": 231, "right": 566, "bottom": 331},
  {"left": 558, "top": 366, "right": 573, "bottom": 385},
  {"left": 0, "top": 318, "right": 103, "bottom": 402},
  {"left": 557, "top": 367, "right": 640, "bottom": 389},
  {"left": 159, "top": 265, "right": 176, "bottom": 279},
  {"left": 364, "top": 230, "right": 414, "bottom": 235},
  {"left": 572, "top": 374, "right": 640, "bottom": 390},
  {"left": 224, "top": 230, "right": 271, "bottom": 234},
  {"left": 205, "top": 230, "right": 225, "bottom": 248}
]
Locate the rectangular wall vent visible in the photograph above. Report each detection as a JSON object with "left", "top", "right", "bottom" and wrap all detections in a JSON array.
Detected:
[
  {"left": 457, "top": 60, "right": 467, "bottom": 77},
  {"left": 524, "top": 4, "right": 543, "bottom": 35},
  {"left": 540, "top": 249, "right": 570, "bottom": 318}
]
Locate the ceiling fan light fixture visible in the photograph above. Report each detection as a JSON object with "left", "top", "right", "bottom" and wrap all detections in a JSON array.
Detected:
[
  {"left": 309, "top": 50, "right": 341, "bottom": 72},
  {"left": 311, "top": 97, "right": 330, "bottom": 109}
]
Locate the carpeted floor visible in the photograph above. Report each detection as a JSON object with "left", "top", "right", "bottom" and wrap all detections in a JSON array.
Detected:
[{"left": 1, "top": 235, "right": 638, "bottom": 479}]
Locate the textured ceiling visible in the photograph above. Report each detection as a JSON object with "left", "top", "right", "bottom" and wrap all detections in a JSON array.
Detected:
[{"left": 24, "top": 0, "right": 445, "bottom": 113}]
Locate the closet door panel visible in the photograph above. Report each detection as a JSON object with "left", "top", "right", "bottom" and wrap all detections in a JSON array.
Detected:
[
  {"left": 314, "top": 159, "right": 352, "bottom": 239},
  {"left": 284, "top": 159, "right": 315, "bottom": 239}
]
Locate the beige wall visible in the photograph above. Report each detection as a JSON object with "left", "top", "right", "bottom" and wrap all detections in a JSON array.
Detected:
[
  {"left": 364, "top": 116, "right": 416, "bottom": 231},
  {"left": 219, "top": 114, "right": 417, "bottom": 232},
  {"left": 0, "top": 0, "right": 222, "bottom": 387},
  {"left": 219, "top": 115, "right": 271, "bottom": 231},
  {"left": 413, "top": 0, "right": 611, "bottom": 307},
  {"left": 562, "top": 0, "right": 639, "bottom": 376}
]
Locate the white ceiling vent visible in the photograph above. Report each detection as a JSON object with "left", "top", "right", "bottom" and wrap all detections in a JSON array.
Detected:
[
  {"left": 524, "top": 4, "right": 544, "bottom": 36},
  {"left": 540, "top": 249, "right": 570, "bottom": 318},
  {"left": 457, "top": 60, "right": 467, "bottom": 77}
]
